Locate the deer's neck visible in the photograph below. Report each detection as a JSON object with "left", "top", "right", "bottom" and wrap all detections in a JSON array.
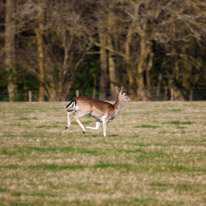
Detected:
[
  {"left": 113, "top": 97, "right": 124, "bottom": 114},
  {"left": 107, "top": 97, "right": 124, "bottom": 122}
]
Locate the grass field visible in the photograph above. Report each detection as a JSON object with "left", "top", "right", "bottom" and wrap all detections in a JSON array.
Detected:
[{"left": 0, "top": 101, "right": 206, "bottom": 206}]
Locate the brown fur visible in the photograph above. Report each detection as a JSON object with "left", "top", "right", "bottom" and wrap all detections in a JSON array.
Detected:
[{"left": 74, "top": 96, "right": 115, "bottom": 121}]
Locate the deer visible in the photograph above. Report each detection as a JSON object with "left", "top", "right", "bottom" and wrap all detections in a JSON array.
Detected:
[{"left": 65, "top": 86, "right": 131, "bottom": 136}]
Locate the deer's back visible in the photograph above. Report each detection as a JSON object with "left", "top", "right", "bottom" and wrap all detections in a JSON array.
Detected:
[{"left": 75, "top": 96, "right": 114, "bottom": 119}]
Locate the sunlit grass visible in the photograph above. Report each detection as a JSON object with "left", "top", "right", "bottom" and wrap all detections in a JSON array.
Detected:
[{"left": 0, "top": 101, "right": 206, "bottom": 206}]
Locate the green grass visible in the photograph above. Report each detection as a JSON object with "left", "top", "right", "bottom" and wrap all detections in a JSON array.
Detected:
[
  {"left": 151, "top": 182, "right": 201, "bottom": 193},
  {"left": 27, "top": 163, "right": 132, "bottom": 171},
  {"left": 1, "top": 146, "right": 103, "bottom": 156},
  {"left": 164, "top": 121, "right": 193, "bottom": 125},
  {"left": 0, "top": 187, "right": 7, "bottom": 192},
  {"left": 18, "top": 117, "right": 38, "bottom": 120},
  {"left": 135, "top": 124, "right": 159, "bottom": 128},
  {"left": 28, "top": 164, "right": 88, "bottom": 170},
  {"left": 0, "top": 101, "right": 206, "bottom": 206}
]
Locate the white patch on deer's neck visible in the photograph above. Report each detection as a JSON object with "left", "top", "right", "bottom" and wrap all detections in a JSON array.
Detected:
[{"left": 109, "top": 101, "right": 124, "bottom": 122}]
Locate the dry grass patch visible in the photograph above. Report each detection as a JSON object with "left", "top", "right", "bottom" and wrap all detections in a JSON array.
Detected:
[{"left": 0, "top": 101, "right": 206, "bottom": 206}]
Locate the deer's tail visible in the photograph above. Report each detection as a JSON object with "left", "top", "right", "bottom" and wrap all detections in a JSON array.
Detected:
[{"left": 65, "top": 100, "right": 76, "bottom": 109}]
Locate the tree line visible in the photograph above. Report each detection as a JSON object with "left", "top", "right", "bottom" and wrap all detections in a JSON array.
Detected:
[{"left": 0, "top": 0, "right": 206, "bottom": 101}]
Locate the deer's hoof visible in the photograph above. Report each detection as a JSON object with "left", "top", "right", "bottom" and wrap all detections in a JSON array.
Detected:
[
  {"left": 65, "top": 126, "right": 68, "bottom": 130},
  {"left": 83, "top": 131, "right": 85, "bottom": 135}
]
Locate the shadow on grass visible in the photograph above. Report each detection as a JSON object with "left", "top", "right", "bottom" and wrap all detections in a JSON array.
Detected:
[
  {"left": 28, "top": 163, "right": 132, "bottom": 171},
  {"left": 2, "top": 163, "right": 205, "bottom": 173},
  {"left": 135, "top": 125, "right": 159, "bottom": 129},
  {"left": 1, "top": 146, "right": 104, "bottom": 156}
]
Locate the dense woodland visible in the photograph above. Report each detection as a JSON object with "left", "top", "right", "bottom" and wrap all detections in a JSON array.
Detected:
[{"left": 0, "top": 0, "right": 206, "bottom": 101}]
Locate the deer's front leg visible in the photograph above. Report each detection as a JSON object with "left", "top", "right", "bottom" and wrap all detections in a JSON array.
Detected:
[
  {"left": 74, "top": 114, "right": 86, "bottom": 134},
  {"left": 102, "top": 118, "right": 108, "bottom": 137},
  {"left": 86, "top": 121, "right": 101, "bottom": 130}
]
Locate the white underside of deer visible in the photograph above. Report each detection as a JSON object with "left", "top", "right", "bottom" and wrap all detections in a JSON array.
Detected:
[{"left": 65, "top": 86, "right": 131, "bottom": 137}]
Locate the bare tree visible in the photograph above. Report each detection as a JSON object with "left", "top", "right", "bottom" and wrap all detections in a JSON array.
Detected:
[
  {"left": 5, "top": 0, "right": 17, "bottom": 101},
  {"left": 4, "top": 0, "right": 42, "bottom": 101},
  {"left": 33, "top": 1, "right": 92, "bottom": 101},
  {"left": 156, "top": 0, "right": 206, "bottom": 100},
  {"left": 105, "top": 0, "right": 206, "bottom": 100},
  {"left": 89, "top": 0, "right": 122, "bottom": 100},
  {"left": 9, "top": 0, "right": 93, "bottom": 101}
]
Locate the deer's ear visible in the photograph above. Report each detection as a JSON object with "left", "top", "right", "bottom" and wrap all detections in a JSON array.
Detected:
[
  {"left": 115, "top": 86, "right": 120, "bottom": 93},
  {"left": 120, "top": 87, "right": 124, "bottom": 94}
]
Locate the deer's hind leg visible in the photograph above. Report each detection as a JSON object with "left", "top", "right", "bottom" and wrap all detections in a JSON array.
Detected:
[
  {"left": 86, "top": 120, "right": 101, "bottom": 130},
  {"left": 65, "top": 111, "right": 73, "bottom": 129}
]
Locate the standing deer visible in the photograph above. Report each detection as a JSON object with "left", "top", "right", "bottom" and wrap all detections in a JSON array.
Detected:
[{"left": 65, "top": 86, "right": 131, "bottom": 136}]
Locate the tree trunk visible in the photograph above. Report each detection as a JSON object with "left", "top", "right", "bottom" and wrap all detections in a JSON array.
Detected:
[
  {"left": 145, "top": 52, "right": 153, "bottom": 99},
  {"left": 137, "top": 67, "right": 146, "bottom": 100},
  {"left": 164, "top": 87, "right": 168, "bottom": 101},
  {"left": 5, "top": 0, "right": 17, "bottom": 101},
  {"left": 99, "top": 31, "right": 108, "bottom": 100},
  {"left": 189, "top": 89, "right": 193, "bottom": 101},
  {"left": 137, "top": 39, "right": 147, "bottom": 101},
  {"left": 108, "top": 38, "right": 117, "bottom": 100},
  {"left": 156, "top": 73, "right": 162, "bottom": 100},
  {"left": 108, "top": 54, "right": 116, "bottom": 99},
  {"left": 92, "top": 74, "right": 97, "bottom": 99},
  {"left": 173, "top": 87, "right": 185, "bottom": 101},
  {"left": 136, "top": 33, "right": 152, "bottom": 101},
  {"left": 60, "top": 32, "right": 70, "bottom": 101},
  {"left": 59, "top": 82, "right": 73, "bottom": 101},
  {"left": 170, "top": 88, "right": 174, "bottom": 101},
  {"left": 125, "top": 23, "right": 135, "bottom": 95},
  {"left": 35, "top": 10, "right": 45, "bottom": 102},
  {"left": 173, "top": 60, "right": 185, "bottom": 101}
]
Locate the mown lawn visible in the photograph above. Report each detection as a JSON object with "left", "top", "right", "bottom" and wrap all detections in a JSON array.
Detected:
[{"left": 0, "top": 101, "right": 206, "bottom": 206}]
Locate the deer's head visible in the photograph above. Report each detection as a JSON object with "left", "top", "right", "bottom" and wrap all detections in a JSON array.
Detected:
[{"left": 115, "top": 86, "right": 131, "bottom": 102}]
